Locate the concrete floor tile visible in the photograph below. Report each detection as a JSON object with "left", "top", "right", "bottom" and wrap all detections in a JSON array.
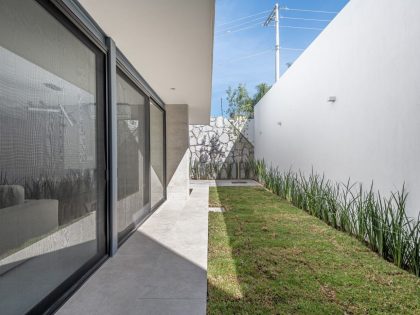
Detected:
[{"left": 58, "top": 187, "right": 209, "bottom": 314}]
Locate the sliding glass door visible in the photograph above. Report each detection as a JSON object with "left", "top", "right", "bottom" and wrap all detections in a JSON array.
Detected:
[
  {"left": 115, "top": 72, "right": 167, "bottom": 242},
  {"left": 116, "top": 71, "right": 148, "bottom": 241},
  {"left": 0, "top": 0, "right": 106, "bottom": 313},
  {"left": 0, "top": 0, "right": 167, "bottom": 312}
]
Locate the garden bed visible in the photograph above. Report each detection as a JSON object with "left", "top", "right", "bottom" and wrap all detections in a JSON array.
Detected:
[{"left": 207, "top": 186, "right": 420, "bottom": 314}]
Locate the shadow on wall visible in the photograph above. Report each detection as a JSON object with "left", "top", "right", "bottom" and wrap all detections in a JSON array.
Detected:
[{"left": 189, "top": 117, "right": 254, "bottom": 179}]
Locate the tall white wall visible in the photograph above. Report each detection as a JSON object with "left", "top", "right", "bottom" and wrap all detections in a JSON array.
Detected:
[{"left": 254, "top": 0, "right": 420, "bottom": 218}]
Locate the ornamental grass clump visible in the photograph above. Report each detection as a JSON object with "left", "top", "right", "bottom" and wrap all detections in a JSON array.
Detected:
[
  {"left": 189, "top": 160, "right": 256, "bottom": 180},
  {"left": 252, "top": 159, "right": 420, "bottom": 277}
]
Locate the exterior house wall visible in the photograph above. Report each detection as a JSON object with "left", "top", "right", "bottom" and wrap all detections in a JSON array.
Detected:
[
  {"left": 254, "top": 0, "right": 420, "bottom": 218},
  {"left": 166, "top": 104, "right": 190, "bottom": 200}
]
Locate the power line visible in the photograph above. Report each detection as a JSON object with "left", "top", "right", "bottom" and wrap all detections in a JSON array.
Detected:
[
  {"left": 217, "top": 7, "right": 337, "bottom": 35},
  {"left": 216, "top": 23, "right": 323, "bottom": 36},
  {"left": 216, "top": 17, "right": 266, "bottom": 34},
  {"left": 218, "top": 9, "right": 271, "bottom": 27},
  {"left": 228, "top": 49, "right": 273, "bottom": 62},
  {"left": 215, "top": 23, "right": 263, "bottom": 36},
  {"left": 281, "top": 25, "right": 323, "bottom": 31},
  {"left": 279, "top": 16, "right": 331, "bottom": 22},
  {"left": 218, "top": 6, "right": 338, "bottom": 29},
  {"left": 280, "top": 6, "right": 338, "bottom": 14},
  {"left": 216, "top": 6, "right": 337, "bottom": 37},
  {"left": 281, "top": 46, "right": 305, "bottom": 51},
  {"left": 222, "top": 46, "right": 305, "bottom": 63}
]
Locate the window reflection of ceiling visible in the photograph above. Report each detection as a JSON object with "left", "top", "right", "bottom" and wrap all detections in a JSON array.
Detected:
[
  {"left": 0, "top": 46, "right": 95, "bottom": 115},
  {"left": 0, "top": 45, "right": 97, "bottom": 170},
  {"left": 0, "top": 0, "right": 96, "bottom": 95}
]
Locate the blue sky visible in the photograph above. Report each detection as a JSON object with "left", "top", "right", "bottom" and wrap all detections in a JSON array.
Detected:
[{"left": 211, "top": 0, "right": 349, "bottom": 116}]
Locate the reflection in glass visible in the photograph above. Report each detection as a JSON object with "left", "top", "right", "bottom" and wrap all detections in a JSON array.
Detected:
[
  {"left": 150, "top": 102, "right": 165, "bottom": 208},
  {"left": 0, "top": 0, "right": 105, "bottom": 314},
  {"left": 116, "top": 73, "right": 147, "bottom": 240}
]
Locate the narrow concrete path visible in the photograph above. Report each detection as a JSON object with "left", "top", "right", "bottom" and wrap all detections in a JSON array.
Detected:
[{"left": 58, "top": 187, "right": 209, "bottom": 315}]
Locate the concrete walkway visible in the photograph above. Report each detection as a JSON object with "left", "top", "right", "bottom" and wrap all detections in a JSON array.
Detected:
[{"left": 58, "top": 186, "right": 209, "bottom": 315}]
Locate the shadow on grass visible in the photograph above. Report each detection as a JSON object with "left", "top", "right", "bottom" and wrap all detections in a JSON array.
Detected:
[{"left": 207, "top": 186, "right": 420, "bottom": 315}]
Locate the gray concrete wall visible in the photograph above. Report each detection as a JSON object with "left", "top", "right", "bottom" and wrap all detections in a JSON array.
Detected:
[
  {"left": 254, "top": 0, "right": 420, "bottom": 218},
  {"left": 166, "top": 104, "right": 190, "bottom": 200}
]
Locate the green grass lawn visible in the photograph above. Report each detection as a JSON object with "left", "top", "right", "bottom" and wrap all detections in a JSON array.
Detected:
[{"left": 207, "top": 187, "right": 420, "bottom": 315}]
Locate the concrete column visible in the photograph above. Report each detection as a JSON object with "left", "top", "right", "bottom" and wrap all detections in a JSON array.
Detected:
[{"left": 166, "top": 104, "right": 190, "bottom": 200}]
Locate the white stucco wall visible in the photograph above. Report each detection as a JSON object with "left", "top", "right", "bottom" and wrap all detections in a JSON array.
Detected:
[{"left": 254, "top": 0, "right": 420, "bottom": 218}]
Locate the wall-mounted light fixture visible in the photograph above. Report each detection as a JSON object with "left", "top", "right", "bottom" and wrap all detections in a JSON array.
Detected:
[
  {"left": 328, "top": 96, "right": 336, "bottom": 103},
  {"left": 277, "top": 121, "right": 282, "bottom": 126}
]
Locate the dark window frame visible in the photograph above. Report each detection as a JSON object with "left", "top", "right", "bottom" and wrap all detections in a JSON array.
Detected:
[{"left": 150, "top": 100, "right": 167, "bottom": 211}]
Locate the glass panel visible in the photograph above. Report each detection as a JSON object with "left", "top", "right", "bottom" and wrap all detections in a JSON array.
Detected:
[
  {"left": 150, "top": 102, "right": 165, "bottom": 208},
  {"left": 116, "top": 72, "right": 147, "bottom": 240},
  {"left": 0, "top": 1, "right": 105, "bottom": 314}
]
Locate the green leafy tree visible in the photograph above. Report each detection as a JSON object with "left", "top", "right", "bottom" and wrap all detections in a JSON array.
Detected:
[
  {"left": 252, "top": 83, "right": 271, "bottom": 106},
  {"left": 226, "top": 83, "right": 271, "bottom": 118},
  {"left": 226, "top": 83, "right": 252, "bottom": 118}
]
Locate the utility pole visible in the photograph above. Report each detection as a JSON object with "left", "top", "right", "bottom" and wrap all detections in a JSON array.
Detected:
[
  {"left": 264, "top": 3, "right": 280, "bottom": 82},
  {"left": 274, "top": 3, "right": 280, "bottom": 82},
  {"left": 220, "top": 97, "right": 224, "bottom": 117}
]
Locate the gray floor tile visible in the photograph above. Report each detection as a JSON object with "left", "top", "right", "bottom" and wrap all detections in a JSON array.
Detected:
[{"left": 58, "top": 188, "right": 209, "bottom": 315}]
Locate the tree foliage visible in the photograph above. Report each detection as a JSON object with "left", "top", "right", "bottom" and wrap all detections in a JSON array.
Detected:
[
  {"left": 225, "top": 83, "right": 271, "bottom": 118},
  {"left": 226, "top": 84, "right": 252, "bottom": 118},
  {"left": 252, "top": 83, "right": 271, "bottom": 106}
]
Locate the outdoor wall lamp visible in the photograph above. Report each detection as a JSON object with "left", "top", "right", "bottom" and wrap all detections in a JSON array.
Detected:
[{"left": 328, "top": 96, "right": 337, "bottom": 103}]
